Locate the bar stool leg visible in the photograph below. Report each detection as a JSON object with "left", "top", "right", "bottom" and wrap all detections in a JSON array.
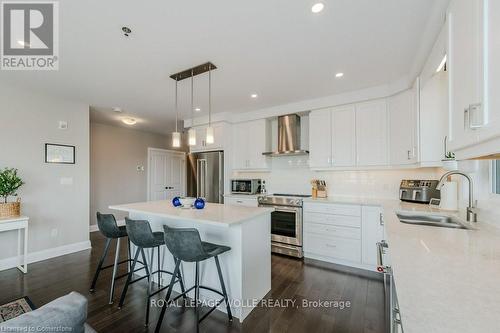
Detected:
[
  {"left": 145, "top": 247, "right": 155, "bottom": 326},
  {"left": 195, "top": 261, "right": 200, "bottom": 333},
  {"left": 109, "top": 238, "right": 121, "bottom": 304},
  {"left": 118, "top": 247, "right": 140, "bottom": 309},
  {"left": 90, "top": 237, "right": 112, "bottom": 292},
  {"left": 154, "top": 258, "right": 181, "bottom": 333},
  {"left": 215, "top": 255, "right": 233, "bottom": 321},
  {"left": 141, "top": 248, "right": 151, "bottom": 281},
  {"left": 158, "top": 246, "right": 162, "bottom": 286},
  {"left": 127, "top": 238, "right": 132, "bottom": 272}
]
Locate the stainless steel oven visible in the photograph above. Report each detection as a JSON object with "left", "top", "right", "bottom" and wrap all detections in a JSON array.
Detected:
[{"left": 258, "top": 194, "right": 309, "bottom": 258}]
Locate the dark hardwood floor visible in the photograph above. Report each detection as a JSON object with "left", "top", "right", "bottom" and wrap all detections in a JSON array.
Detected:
[{"left": 0, "top": 233, "right": 385, "bottom": 333}]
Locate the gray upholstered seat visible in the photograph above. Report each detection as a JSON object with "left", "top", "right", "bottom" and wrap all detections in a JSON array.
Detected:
[
  {"left": 155, "top": 225, "right": 232, "bottom": 332},
  {"left": 90, "top": 212, "right": 143, "bottom": 305},
  {"left": 119, "top": 217, "right": 186, "bottom": 326},
  {"left": 96, "top": 212, "right": 127, "bottom": 239},
  {"left": 163, "top": 226, "right": 230, "bottom": 262}
]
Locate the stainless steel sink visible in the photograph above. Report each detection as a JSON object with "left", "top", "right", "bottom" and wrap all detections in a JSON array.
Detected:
[{"left": 396, "top": 211, "right": 473, "bottom": 230}]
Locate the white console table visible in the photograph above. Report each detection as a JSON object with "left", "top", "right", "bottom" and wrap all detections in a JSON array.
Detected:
[{"left": 0, "top": 216, "right": 29, "bottom": 273}]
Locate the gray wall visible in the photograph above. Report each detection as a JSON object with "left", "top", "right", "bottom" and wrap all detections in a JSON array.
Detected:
[
  {"left": 90, "top": 122, "right": 185, "bottom": 225},
  {"left": 0, "top": 82, "right": 90, "bottom": 260}
]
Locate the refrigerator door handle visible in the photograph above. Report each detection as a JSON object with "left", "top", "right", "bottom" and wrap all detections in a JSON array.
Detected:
[{"left": 196, "top": 159, "right": 201, "bottom": 198}]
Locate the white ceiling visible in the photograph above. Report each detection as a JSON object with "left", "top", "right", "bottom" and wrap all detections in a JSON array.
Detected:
[{"left": 1, "top": 0, "right": 449, "bottom": 134}]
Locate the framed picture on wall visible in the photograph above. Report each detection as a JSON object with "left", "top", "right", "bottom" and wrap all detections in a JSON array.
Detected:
[{"left": 45, "top": 143, "right": 76, "bottom": 164}]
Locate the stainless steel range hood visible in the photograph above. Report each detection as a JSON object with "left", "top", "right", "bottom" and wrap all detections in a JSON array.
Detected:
[{"left": 262, "top": 114, "right": 309, "bottom": 157}]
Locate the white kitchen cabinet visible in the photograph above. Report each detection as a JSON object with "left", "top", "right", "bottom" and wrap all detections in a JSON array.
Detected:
[
  {"left": 190, "top": 123, "right": 226, "bottom": 152},
  {"left": 309, "top": 106, "right": 356, "bottom": 169},
  {"left": 447, "top": 0, "right": 484, "bottom": 151},
  {"left": 332, "top": 106, "right": 357, "bottom": 167},
  {"left": 232, "top": 119, "right": 270, "bottom": 171},
  {"left": 356, "top": 100, "right": 388, "bottom": 166},
  {"left": 303, "top": 201, "right": 383, "bottom": 270},
  {"left": 309, "top": 109, "right": 332, "bottom": 168},
  {"left": 388, "top": 89, "right": 418, "bottom": 165},
  {"left": 361, "top": 206, "right": 384, "bottom": 266},
  {"left": 224, "top": 196, "right": 258, "bottom": 207}
]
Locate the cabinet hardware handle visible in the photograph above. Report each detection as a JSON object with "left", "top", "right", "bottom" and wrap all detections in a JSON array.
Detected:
[
  {"left": 464, "top": 107, "right": 470, "bottom": 130},
  {"left": 325, "top": 244, "right": 337, "bottom": 248},
  {"left": 236, "top": 200, "right": 243, "bottom": 203},
  {"left": 379, "top": 213, "right": 384, "bottom": 226},
  {"left": 407, "top": 150, "right": 411, "bottom": 160}
]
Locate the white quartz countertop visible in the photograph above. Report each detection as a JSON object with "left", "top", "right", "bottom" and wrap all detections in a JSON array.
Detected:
[
  {"left": 109, "top": 200, "right": 273, "bottom": 227},
  {"left": 303, "top": 195, "right": 500, "bottom": 332}
]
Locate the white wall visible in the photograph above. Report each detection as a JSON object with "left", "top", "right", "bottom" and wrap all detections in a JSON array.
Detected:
[
  {"left": 0, "top": 81, "right": 90, "bottom": 261},
  {"left": 90, "top": 122, "right": 185, "bottom": 225}
]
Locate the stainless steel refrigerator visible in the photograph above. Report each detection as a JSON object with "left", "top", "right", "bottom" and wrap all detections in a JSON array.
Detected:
[{"left": 186, "top": 151, "right": 224, "bottom": 203}]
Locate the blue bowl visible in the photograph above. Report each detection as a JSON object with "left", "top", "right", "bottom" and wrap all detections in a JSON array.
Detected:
[
  {"left": 194, "top": 198, "right": 205, "bottom": 209},
  {"left": 172, "top": 197, "right": 181, "bottom": 207}
]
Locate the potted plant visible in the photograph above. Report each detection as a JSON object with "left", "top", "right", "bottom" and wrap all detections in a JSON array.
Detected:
[{"left": 0, "top": 168, "right": 25, "bottom": 218}]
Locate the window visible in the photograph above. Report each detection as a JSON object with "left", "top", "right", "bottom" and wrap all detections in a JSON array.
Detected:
[{"left": 493, "top": 161, "right": 500, "bottom": 194}]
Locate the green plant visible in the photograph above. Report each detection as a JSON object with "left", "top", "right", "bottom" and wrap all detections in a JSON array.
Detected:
[{"left": 0, "top": 168, "right": 24, "bottom": 203}]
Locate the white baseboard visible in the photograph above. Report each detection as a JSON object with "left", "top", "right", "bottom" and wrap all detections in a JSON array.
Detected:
[{"left": 0, "top": 240, "right": 92, "bottom": 272}]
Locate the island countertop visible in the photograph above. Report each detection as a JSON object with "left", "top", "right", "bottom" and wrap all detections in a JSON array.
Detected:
[{"left": 109, "top": 200, "right": 273, "bottom": 227}]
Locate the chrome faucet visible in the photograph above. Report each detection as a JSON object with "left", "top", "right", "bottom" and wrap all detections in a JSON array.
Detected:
[{"left": 436, "top": 170, "right": 477, "bottom": 222}]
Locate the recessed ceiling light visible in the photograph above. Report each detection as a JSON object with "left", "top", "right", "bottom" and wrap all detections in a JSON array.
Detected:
[
  {"left": 335, "top": 72, "right": 344, "bottom": 78},
  {"left": 195, "top": 107, "right": 201, "bottom": 112},
  {"left": 311, "top": 3, "right": 325, "bottom": 13},
  {"left": 251, "top": 93, "right": 258, "bottom": 98},
  {"left": 121, "top": 117, "right": 137, "bottom": 125},
  {"left": 112, "top": 107, "right": 122, "bottom": 113}
]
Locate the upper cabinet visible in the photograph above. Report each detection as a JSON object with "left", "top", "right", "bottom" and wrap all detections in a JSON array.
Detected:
[
  {"left": 190, "top": 123, "right": 227, "bottom": 152},
  {"left": 447, "top": 0, "right": 484, "bottom": 151},
  {"left": 232, "top": 119, "right": 270, "bottom": 171},
  {"left": 388, "top": 88, "right": 418, "bottom": 165},
  {"left": 309, "top": 109, "right": 332, "bottom": 168},
  {"left": 356, "top": 100, "right": 388, "bottom": 166},
  {"left": 309, "top": 105, "right": 356, "bottom": 169}
]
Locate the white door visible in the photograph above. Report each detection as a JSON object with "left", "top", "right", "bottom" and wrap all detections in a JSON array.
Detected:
[
  {"left": 388, "top": 89, "right": 416, "bottom": 165},
  {"left": 331, "top": 105, "right": 356, "bottom": 167},
  {"left": 447, "top": 0, "right": 484, "bottom": 150},
  {"left": 309, "top": 109, "right": 332, "bottom": 168},
  {"left": 148, "top": 149, "right": 186, "bottom": 201},
  {"left": 356, "top": 100, "right": 388, "bottom": 166}
]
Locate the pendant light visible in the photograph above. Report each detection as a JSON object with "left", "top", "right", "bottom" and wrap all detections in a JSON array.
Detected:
[
  {"left": 171, "top": 77, "right": 181, "bottom": 148},
  {"left": 206, "top": 66, "right": 214, "bottom": 144},
  {"left": 188, "top": 69, "right": 196, "bottom": 146}
]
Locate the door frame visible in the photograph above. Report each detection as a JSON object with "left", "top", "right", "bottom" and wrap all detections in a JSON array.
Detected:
[{"left": 147, "top": 148, "right": 186, "bottom": 201}]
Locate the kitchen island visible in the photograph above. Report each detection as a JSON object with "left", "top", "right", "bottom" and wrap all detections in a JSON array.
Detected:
[{"left": 109, "top": 200, "right": 273, "bottom": 322}]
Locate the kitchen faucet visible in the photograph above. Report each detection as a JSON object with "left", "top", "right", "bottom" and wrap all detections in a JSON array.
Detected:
[{"left": 436, "top": 170, "right": 477, "bottom": 222}]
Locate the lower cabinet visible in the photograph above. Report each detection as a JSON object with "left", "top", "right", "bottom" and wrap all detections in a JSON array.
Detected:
[
  {"left": 303, "top": 202, "right": 384, "bottom": 270},
  {"left": 224, "top": 196, "right": 259, "bottom": 207}
]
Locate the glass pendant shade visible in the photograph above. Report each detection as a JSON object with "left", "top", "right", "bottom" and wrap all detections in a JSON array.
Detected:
[
  {"left": 172, "top": 131, "right": 181, "bottom": 148},
  {"left": 206, "top": 126, "right": 214, "bottom": 144},
  {"left": 188, "top": 128, "right": 196, "bottom": 146}
]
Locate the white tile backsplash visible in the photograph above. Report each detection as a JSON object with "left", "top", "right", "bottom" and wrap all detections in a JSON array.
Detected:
[{"left": 233, "top": 158, "right": 443, "bottom": 199}]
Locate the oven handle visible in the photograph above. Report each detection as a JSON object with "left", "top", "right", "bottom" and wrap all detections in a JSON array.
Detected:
[{"left": 258, "top": 204, "right": 300, "bottom": 213}]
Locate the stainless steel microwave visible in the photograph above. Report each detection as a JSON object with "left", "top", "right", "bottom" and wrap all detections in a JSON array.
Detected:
[{"left": 230, "top": 179, "right": 262, "bottom": 195}]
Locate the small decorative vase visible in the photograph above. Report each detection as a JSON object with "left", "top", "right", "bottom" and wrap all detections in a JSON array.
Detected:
[
  {"left": 172, "top": 197, "right": 181, "bottom": 207},
  {"left": 194, "top": 198, "right": 205, "bottom": 209}
]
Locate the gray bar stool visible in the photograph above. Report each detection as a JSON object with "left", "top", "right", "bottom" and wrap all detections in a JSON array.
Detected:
[
  {"left": 118, "top": 217, "right": 187, "bottom": 327},
  {"left": 90, "top": 212, "right": 148, "bottom": 304},
  {"left": 154, "top": 225, "right": 232, "bottom": 333}
]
